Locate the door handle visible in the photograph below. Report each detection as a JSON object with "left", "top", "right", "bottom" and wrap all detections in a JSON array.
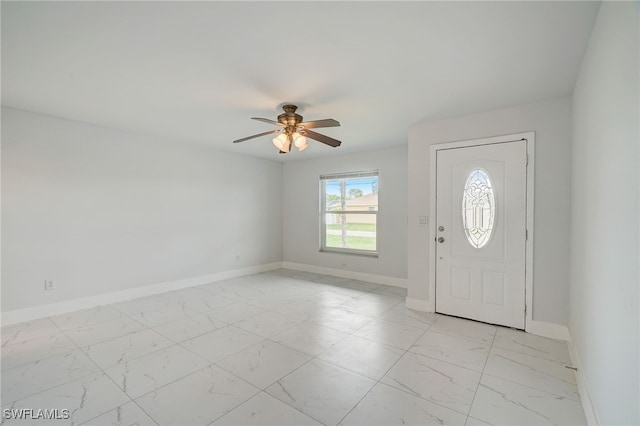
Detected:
[{"left": 437, "top": 237, "right": 445, "bottom": 243}]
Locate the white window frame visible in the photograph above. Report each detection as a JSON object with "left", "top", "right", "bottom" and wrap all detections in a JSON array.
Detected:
[{"left": 319, "top": 170, "right": 379, "bottom": 257}]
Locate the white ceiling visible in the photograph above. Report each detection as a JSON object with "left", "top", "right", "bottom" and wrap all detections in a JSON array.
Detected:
[{"left": 2, "top": 1, "right": 600, "bottom": 161}]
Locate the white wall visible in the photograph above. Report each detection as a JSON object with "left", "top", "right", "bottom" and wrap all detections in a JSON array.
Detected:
[
  {"left": 408, "top": 97, "right": 572, "bottom": 325},
  {"left": 1, "top": 107, "right": 283, "bottom": 312},
  {"left": 282, "top": 146, "right": 408, "bottom": 280},
  {"left": 570, "top": 2, "right": 639, "bottom": 424}
]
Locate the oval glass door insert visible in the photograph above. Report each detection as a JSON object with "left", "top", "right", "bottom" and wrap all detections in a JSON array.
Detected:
[{"left": 462, "top": 169, "right": 495, "bottom": 248}]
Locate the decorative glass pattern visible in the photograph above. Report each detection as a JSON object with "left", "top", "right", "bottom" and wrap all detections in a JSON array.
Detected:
[{"left": 462, "top": 169, "right": 495, "bottom": 248}]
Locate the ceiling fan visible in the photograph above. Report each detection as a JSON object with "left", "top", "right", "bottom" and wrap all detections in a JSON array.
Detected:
[{"left": 233, "top": 105, "right": 341, "bottom": 154}]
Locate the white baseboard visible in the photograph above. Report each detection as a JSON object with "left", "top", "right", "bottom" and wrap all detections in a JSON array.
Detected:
[
  {"left": 281, "top": 262, "right": 407, "bottom": 288},
  {"left": 526, "top": 320, "right": 570, "bottom": 341},
  {"left": 1, "top": 262, "right": 282, "bottom": 326},
  {"left": 568, "top": 333, "right": 600, "bottom": 425},
  {"left": 405, "top": 297, "right": 434, "bottom": 312}
]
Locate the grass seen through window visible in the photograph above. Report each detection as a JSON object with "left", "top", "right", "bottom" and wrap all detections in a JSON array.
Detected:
[
  {"left": 325, "top": 234, "right": 376, "bottom": 251},
  {"left": 326, "top": 223, "right": 376, "bottom": 232}
]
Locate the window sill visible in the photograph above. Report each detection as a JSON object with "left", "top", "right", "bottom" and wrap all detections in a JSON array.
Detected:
[{"left": 319, "top": 248, "right": 379, "bottom": 258}]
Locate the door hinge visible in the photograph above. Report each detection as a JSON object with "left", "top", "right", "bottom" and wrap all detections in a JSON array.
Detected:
[
  {"left": 525, "top": 305, "right": 527, "bottom": 316},
  {"left": 526, "top": 154, "right": 529, "bottom": 166},
  {"left": 525, "top": 229, "right": 528, "bottom": 240}
]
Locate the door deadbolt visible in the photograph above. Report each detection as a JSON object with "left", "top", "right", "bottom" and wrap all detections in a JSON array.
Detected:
[
  {"left": 438, "top": 226, "right": 445, "bottom": 232},
  {"left": 437, "top": 237, "right": 445, "bottom": 243}
]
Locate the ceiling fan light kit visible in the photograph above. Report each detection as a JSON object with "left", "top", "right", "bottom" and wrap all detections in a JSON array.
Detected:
[
  {"left": 294, "top": 133, "right": 308, "bottom": 151},
  {"left": 272, "top": 133, "right": 289, "bottom": 152},
  {"left": 233, "top": 104, "right": 341, "bottom": 154}
]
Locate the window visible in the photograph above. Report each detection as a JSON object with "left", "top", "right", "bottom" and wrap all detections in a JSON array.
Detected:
[
  {"left": 320, "top": 170, "right": 379, "bottom": 256},
  {"left": 462, "top": 168, "right": 495, "bottom": 249}
]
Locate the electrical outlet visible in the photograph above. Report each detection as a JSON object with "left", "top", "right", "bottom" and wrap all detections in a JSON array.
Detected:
[{"left": 44, "top": 280, "right": 56, "bottom": 291}]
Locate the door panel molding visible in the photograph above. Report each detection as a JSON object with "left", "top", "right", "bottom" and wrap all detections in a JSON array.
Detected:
[{"left": 428, "top": 132, "right": 535, "bottom": 330}]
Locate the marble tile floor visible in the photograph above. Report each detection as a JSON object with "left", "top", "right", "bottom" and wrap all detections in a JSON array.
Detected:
[{"left": 0, "top": 269, "right": 587, "bottom": 425}]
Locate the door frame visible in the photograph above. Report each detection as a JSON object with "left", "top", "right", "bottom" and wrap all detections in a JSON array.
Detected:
[{"left": 428, "top": 132, "right": 535, "bottom": 330}]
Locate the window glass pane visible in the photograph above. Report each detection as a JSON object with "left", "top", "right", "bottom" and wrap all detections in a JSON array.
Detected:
[
  {"left": 324, "top": 213, "right": 377, "bottom": 251},
  {"left": 324, "top": 179, "right": 342, "bottom": 209},
  {"left": 321, "top": 171, "right": 378, "bottom": 254},
  {"left": 324, "top": 176, "right": 378, "bottom": 212},
  {"left": 462, "top": 169, "right": 495, "bottom": 249}
]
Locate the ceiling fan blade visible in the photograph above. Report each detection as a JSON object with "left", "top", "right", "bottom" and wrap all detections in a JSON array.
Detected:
[
  {"left": 251, "top": 117, "right": 284, "bottom": 126},
  {"left": 298, "top": 119, "right": 340, "bottom": 129},
  {"left": 233, "top": 129, "right": 281, "bottom": 143},
  {"left": 304, "top": 129, "right": 342, "bottom": 147}
]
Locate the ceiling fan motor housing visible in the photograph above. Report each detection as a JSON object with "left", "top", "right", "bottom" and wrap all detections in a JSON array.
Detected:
[{"left": 277, "top": 105, "right": 303, "bottom": 128}]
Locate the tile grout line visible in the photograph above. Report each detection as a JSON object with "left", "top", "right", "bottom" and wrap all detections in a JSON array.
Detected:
[
  {"left": 334, "top": 318, "right": 435, "bottom": 425},
  {"left": 0, "top": 274, "right": 358, "bottom": 421},
  {"left": 1, "top": 331, "right": 79, "bottom": 373},
  {"left": 216, "top": 285, "right": 406, "bottom": 425},
  {"left": 50, "top": 319, "right": 160, "bottom": 426},
  {"left": 2, "top": 274, "right": 413, "bottom": 425},
  {"left": 0, "top": 319, "right": 104, "bottom": 410},
  {"left": 465, "top": 325, "right": 498, "bottom": 424},
  {"left": 59, "top": 314, "right": 165, "bottom": 426},
  {"left": 56, "top": 303, "right": 240, "bottom": 425},
  {"left": 7, "top": 271, "right": 552, "bottom": 425},
  {"left": 198, "top": 290, "right": 360, "bottom": 426},
  {"left": 356, "top": 314, "right": 493, "bottom": 419}
]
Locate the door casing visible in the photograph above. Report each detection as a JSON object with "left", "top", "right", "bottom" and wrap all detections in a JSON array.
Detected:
[{"left": 428, "top": 132, "right": 535, "bottom": 330}]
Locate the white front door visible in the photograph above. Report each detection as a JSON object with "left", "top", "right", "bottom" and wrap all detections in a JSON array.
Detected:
[{"left": 435, "top": 140, "right": 527, "bottom": 329}]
